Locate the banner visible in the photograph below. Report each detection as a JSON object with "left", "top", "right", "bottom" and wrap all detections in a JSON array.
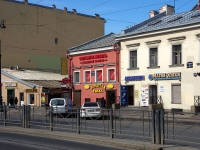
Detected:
[{"left": 141, "top": 86, "right": 149, "bottom": 106}]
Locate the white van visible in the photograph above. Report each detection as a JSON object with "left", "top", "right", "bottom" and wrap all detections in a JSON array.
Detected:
[{"left": 49, "top": 98, "right": 73, "bottom": 115}]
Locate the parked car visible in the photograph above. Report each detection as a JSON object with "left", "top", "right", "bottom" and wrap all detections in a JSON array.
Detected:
[
  {"left": 80, "top": 102, "right": 102, "bottom": 118},
  {"left": 49, "top": 98, "right": 73, "bottom": 115}
]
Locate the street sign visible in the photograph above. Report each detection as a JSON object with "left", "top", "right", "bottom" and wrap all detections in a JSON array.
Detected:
[
  {"left": 62, "top": 78, "right": 70, "bottom": 83},
  {"left": 187, "top": 62, "right": 193, "bottom": 68}
]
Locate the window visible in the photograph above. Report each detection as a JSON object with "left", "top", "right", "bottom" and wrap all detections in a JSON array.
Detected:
[
  {"left": 84, "top": 71, "right": 91, "bottom": 83},
  {"left": 74, "top": 71, "right": 80, "bottom": 83},
  {"left": 107, "top": 68, "right": 115, "bottom": 81},
  {"left": 96, "top": 70, "right": 103, "bottom": 82},
  {"left": 55, "top": 38, "right": 58, "bottom": 44},
  {"left": 172, "top": 45, "right": 181, "bottom": 65},
  {"left": 130, "top": 51, "right": 137, "bottom": 68},
  {"left": 150, "top": 48, "right": 158, "bottom": 66},
  {"left": 172, "top": 85, "right": 181, "bottom": 104}
]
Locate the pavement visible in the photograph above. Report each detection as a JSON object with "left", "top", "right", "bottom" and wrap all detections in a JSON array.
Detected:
[{"left": 0, "top": 126, "right": 198, "bottom": 150}]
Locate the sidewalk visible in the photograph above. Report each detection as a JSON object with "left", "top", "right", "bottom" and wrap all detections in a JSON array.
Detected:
[{"left": 0, "top": 126, "right": 198, "bottom": 150}]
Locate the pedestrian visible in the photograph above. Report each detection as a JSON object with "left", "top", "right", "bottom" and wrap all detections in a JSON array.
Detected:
[
  {"left": 101, "top": 97, "right": 106, "bottom": 109},
  {"left": 14, "top": 97, "right": 18, "bottom": 108},
  {"left": 9, "top": 96, "right": 14, "bottom": 107}
]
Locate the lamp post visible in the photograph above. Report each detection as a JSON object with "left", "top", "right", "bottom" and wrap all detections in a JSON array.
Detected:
[{"left": 0, "top": 20, "right": 6, "bottom": 111}]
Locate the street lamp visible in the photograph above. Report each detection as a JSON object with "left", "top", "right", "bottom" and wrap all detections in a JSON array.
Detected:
[{"left": 0, "top": 20, "right": 6, "bottom": 111}]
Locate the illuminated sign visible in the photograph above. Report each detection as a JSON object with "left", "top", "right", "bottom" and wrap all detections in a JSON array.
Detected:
[
  {"left": 84, "top": 84, "right": 107, "bottom": 93},
  {"left": 5, "top": 83, "right": 17, "bottom": 87},
  {"left": 26, "top": 89, "right": 37, "bottom": 93},
  {"left": 61, "top": 57, "right": 67, "bottom": 75},
  {"left": 148, "top": 72, "right": 181, "bottom": 81},
  {"left": 79, "top": 54, "right": 107, "bottom": 64},
  {"left": 125, "top": 76, "right": 145, "bottom": 81}
]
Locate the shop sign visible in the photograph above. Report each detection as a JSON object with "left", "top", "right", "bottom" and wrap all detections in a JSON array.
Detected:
[
  {"left": 134, "top": 90, "right": 139, "bottom": 98},
  {"left": 120, "top": 86, "right": 128, "bottom": 106},
  {"left": 26, "top": 89, "right": 37, "bottom": 93},
  {"left": 79, "top": 54, "right": 107, "bottom": 64},
  {"left": 107, "top": 84, "right": 114, "bottom": 89},
  {"left": 187, "top": 62, "right": 193, "bottom": 68},
  {"left": 84, "top": 84, "right": 106, "bottom": 93},
  {"left": 148, "top": 72, "right": 181, "bottom": 81},
  {"left": 125, "top": 76, "right": 145, "bottom": 81},
  {"left": 61, "top": 57, "right": 67, "bottom": 75},
  {"left": 141, "top": 86, "right": 149, "bottom": 106},
  {"left": 5, "top": 83, "right": 17, "bottom": 87}
]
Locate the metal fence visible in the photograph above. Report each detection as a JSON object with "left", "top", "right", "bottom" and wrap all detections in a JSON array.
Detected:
[{"left": 0, "top": 105, "right": 199, "bottom": 149}]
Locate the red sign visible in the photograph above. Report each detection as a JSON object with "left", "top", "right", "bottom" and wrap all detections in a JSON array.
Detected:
[
  {"left": 62, "top": 78, "right": 70, "bottom": 84},
  {"left": 79, "top": 54, "right": 107, "bottom": 64}
]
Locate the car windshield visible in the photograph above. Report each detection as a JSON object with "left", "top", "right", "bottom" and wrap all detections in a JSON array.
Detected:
[
  {"left": 83, "top": 102, "right": 98, "bottom": 107},
  {"left": 51, "top": 99, "right": 64, "bottom": 106}
]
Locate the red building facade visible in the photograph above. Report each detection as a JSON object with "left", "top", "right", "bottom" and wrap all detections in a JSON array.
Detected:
[{"left": 67, "top": 33, "right": 120, "bottom": 108}]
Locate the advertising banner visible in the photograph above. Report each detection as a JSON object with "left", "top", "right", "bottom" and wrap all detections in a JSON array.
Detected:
[
  {"left": 141, "top": 86, "right": 149, "bottom": 106},
  {"left": 120, "top": 86, "right": 128, "bottom": 106}
]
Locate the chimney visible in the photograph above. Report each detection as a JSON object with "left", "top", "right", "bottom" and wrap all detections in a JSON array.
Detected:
[
  {"left": 22, "top": 0, "right": 28, "bottom": 4},
  {"left": 95, "top": 14, "right": 100, "bottom": 18},
  {"left": 52, "top": 4, "right": 56, "bottom": 9},
  {"left": 159, "top": 4, "right": 174, "bottom": 15},
  {"left": 64, "top": 7, "right": 68, "bottom": 12},
  {"left": 72, "top": 9, "right": 77, "bottom": 14},
  {"left": 149, "top": 10, "right": 159, "bottom": 18}
]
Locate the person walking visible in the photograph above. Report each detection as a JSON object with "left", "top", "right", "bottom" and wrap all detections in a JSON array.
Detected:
[
  {"left": 14, "top": 97, "right": 18, "bottom": 108},
  {"left": 101, "top": 97, "right": 106, "bottom": 109}
]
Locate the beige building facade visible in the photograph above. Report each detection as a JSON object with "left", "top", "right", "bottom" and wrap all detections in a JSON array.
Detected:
[
  {"left": 0, "top": 0, "right": 105, "bottom": 71},
  {"left": 116, "top": 5, "right": 200, "bottom": 111}
]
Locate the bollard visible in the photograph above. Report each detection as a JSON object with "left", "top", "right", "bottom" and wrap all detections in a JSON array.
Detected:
[
  {"left": 50, "top": 106, "right": 53, "bottom": 131},
  {"left": 77, "top": 107, "right": 80, "bottom": 134},
  {"left": 151, "top": 109, "right": 155, "bottom": 144},
  {"left": 155, "top": 110, "right": 161, "bottom": 144},
  {"left": 3, "top": 105, "right": 7, "bottom": 126},
  {"left": 109, "top": 108, "right": 114, "bottom": 139}
]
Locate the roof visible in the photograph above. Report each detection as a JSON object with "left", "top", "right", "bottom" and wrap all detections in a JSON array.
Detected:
[
  {"left": 68, "top": 33, "right": 116, "bottom": 53},
  {"left": 116, "top": 10, "right": 200, "bottom": 38},
  {"left": 2, "top": 68, "right": 67, "bottom": 80},
  {"left": 24, "top": 80, "right": 61, "bottom": 88}
]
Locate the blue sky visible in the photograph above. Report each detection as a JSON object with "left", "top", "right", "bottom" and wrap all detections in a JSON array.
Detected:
[{"left": 17, "top": 0, "right": 198, "bottom": 34}]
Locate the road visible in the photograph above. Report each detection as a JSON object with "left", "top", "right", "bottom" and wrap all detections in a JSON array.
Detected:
[{"left": 0, "top": 131, "right": 126, "bottom": 150}]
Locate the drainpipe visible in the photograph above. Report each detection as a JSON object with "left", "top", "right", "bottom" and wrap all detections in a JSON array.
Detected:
[{"left": 67, "top": 53, "right": 73, "bottom": 99}]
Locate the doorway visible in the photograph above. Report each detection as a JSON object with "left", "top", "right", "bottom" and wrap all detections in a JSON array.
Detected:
[
  {"left": 149, "top": 85, "right": 157, "bottom": 104},
  {"left": 106, "top": 91, "right": 116, "bottom": 108},
  {"left": 128, "top": 85, "right": 134, "bottom": 105},
  {"left": 7, "top": 89, "right": 14, "bottom": 105},
  {"left": 19, "top": 92, "right": 24, "bottom": 106}
]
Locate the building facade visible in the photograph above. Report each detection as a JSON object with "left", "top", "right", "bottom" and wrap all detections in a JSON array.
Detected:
[
  {"left": 67, "top": 33, "right": 120, "bottom": 108},
  {"left": 116, "top": 5, "right": 200, "bottom": 111},
  {"left": 0, "top": 0, "right": 105, "bottom": 71}
]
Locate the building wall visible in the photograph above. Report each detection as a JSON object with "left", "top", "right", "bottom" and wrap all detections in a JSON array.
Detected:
[
  {"left": 120, "top": 28, "right": 200, "bottom": 111},
  {"left": 70, "top": 50, "right": 120, "bottom": 107},
  {"left": 1, "top": 74, "right": 43, "bottom": 106},
  {"left": 0, "top": 0, "right": 104, "bottom": 71}
]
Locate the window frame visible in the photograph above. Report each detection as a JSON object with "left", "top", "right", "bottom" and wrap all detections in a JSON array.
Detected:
[
  {"left": 149, "top": 47, "right": 158, "bottom": 66},
  {"left": 129, "top": 50, "right": 137, "bottom": 68},
  {"left": 172, "top": 44, "right": 182, "bottom": 65},
  {"left": 73, "top": 71, "right": 80, "bottom": 84},
  {"left": 83, "top": 70, "right": 91, "bottom": 83},
  {"left": 107, "top": 68, "right": 116, "bottom": 82},
  {"left": 95, "top": 69, "right": 103, "bottom": 83}
]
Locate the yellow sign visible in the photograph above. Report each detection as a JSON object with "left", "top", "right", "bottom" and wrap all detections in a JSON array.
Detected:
[
  {"left": 61, "top": 57, "right": 67, "bottom": 75},
  {"left": 91, "top": 84, "right": 106, "bottom": 90},
  {"left": 84, "top": 85, "right": 90, "bottom": 90},
  {"left": 26, "top": 89, "right": 37, "bottom": 93},
  {"left": 93, "top": 89, "right": 103, "bottom": 93},
  {"left": 134, "top": 90, "right": 139, "bottom": 98},
  {"left": 107, "top": 84, "right": 114, "bottom": 89}
]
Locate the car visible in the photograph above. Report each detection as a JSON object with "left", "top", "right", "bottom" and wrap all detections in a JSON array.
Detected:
[
  {"left": 49, "top": 98, "right": 73, "bottom": 115},
  {"left": 80, "top": 102, "right": 102, "bottom": 118}
]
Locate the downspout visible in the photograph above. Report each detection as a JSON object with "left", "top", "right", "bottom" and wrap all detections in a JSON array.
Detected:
[{"left": 67, "top": 52, "right": 73, "bottom": 99}]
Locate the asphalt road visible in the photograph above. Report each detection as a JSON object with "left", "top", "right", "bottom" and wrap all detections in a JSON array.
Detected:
[{"left": 0, "top": 131, "right": 126, "bottom": 150}]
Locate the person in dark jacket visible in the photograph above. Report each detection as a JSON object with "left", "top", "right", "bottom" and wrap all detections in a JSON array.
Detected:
[
  {"left": 14, "top": 97, "right": 18, "bottom": 106},
  {"left": 101, "top": 97, "right": 106, "bottom": 109}
]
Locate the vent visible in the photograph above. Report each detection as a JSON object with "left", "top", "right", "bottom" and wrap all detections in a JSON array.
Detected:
[
  {"left": 168, "top": 16, "right": 183, "bottom": 23},
  {"left": 148, "top": 20, "right": 162, "bottom": 26},
  {"left": 191, "top": 13, "right": 200, "bottom": 18}
]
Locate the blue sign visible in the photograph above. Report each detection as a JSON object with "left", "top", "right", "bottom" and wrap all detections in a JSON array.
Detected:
[
  {"left": 120, "top": 86, "right": 128, "bottom": 106},
  {"left": 149, "top": 72, "right": 181, "bottom": 81},
  {"left": 125, "top": 76, "right": 145, "bottom": 81},
  {"left": 187, "top": 62, "right": 193, "bottom": 68}
]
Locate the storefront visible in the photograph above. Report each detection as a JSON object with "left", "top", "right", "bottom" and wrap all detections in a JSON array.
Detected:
[{"left": 67, "top": 33, "right": 120, "bottom": 108}]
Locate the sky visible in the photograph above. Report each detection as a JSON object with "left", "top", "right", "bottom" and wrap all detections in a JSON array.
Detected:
[{"left": 16, "top": 0, "right": 198, "bottom": 34}]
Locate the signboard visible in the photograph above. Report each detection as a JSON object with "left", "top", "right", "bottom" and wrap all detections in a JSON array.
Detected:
[
  {"left": 148, "top": 72, "right": 181, "bottom": 81},
  {"left": 187, "top": 62, "right": 193, "bottom": 68},
  {"left": 125, "top": 76, "right": 145, "bottom": 81},
  {"left": 91, "top": 71, "right": 95, "bottom": 76},
  {"left": 62, "top": 78, "right": 70, "bottom": 84},
  {"left": 141, "top": 86, "right": 149, "bottom": 106},
  {"left": 120, "top": 86, "right": 128, "bottom": 106},
  {"left": 26, "top": 89, "right": 37, "bottom": 93},
  {"left": 61, "top": 57, "right": 67, "bottom": 75},
  {"left": 79, "top": 54, "right": 107, "bottom": 64},
  {"left": 160, "top": 86, "right": 164, "bottom": 92},
  {"left": 5, "top": 83, "right": 17, "bottom": 87},
  {"left": 134, "top": 90, "right": 139, "bottom": 98}
]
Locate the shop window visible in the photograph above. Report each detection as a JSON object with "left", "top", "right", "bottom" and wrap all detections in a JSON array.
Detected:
[
  {"left": 107, "top": 68, "right": 115, "bottom": 81},
  {"left": 95, "top": 69, "right": 103, "bottom": 82},
  {"left": 84, "top": 70, "right": 91, "bottom": 83},
  {"left": 172, "top": 45, "right": 182, "bottom": 65},
  {"left": 150, "top": 48, "right": 158, "bottom": 66},
  {"left": 74, "top": 71, "right": 80, "bottom": 83},
  {"left": 130, "top": 50, "right": 137, "bottom": 68},
  {"left": 55, "top": 38, "right": 58, "bottom": 44}
]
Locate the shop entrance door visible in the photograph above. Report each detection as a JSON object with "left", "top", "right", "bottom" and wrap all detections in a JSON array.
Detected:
[
  {"left": 149, "top": 85, "right": 157, "bottom": 104},
  {"left": 7, "top": 89, "right": 14, "bottom": 105},
  {"left": 106, "top": 91, "right": 116, "bottom": 108}
]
